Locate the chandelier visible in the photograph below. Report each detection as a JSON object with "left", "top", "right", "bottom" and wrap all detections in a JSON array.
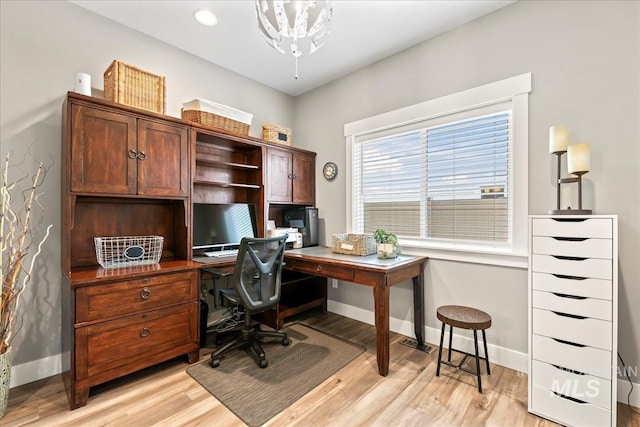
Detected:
[{"left": 255, "top": 0, "right": 334, "bottom": 79}]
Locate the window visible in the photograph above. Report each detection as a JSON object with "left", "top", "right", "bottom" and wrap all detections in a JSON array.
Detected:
[{"left": 345, "top": 73, "right": 531, "bottom": 267}]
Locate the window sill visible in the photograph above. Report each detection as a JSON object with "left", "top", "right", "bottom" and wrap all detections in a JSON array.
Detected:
[{"left": 398, "top": 239, "right": 528, "bottom": 269}]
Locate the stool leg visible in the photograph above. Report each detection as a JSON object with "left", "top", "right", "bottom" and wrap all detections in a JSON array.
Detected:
[
  {"left": 473, "top": 329, "right": 482, "bottom": 393},
  {"left": 482, "top": 329, "right": 490, "bottom": 375},
  {"left": 447, "top": 325, "right": 453, "bottom": 362},
  {"left": 436, "top": 322, "right": 445, "bottom": 376}
]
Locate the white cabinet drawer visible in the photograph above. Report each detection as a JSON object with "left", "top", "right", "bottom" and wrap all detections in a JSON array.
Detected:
[
  {"left": 533, "top": 290, "right": 611, "bottom": 321},
  {"left": 531, "top": 385, "right": 611, "bottom": 427},
  {"left": 532, "top": 236, "right": 612, "bottom": 259},
  {"left": 532, "top": 272, "right": 612, "bottom": 300},
  {"left": 532, "top": 335, "right": 613, "bottom": 380},
  {"left": 532, "top": 360, "right": 611, "bottom": 409},
  {"left": 532, "top": 308, "right": 611, "bottom": 351},
  {"left": 532, "top": 218, "right": 612, "bottom": 239},
  {"left": 532, "top": 254, "right": 612, "bottom": 280}
]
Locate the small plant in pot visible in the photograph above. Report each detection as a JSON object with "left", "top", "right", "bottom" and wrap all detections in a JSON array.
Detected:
[{"left": 373, "top": 229, "right": 398, "bottom": 259}]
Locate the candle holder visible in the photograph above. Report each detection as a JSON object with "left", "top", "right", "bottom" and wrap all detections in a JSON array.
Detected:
[{"left": 548, "top": 145, "right": 592, "bottom": 215}]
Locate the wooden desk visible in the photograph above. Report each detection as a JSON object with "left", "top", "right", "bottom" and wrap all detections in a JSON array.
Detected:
[{"left": 284, "top": 246, "right": 428, "bottom": 376}]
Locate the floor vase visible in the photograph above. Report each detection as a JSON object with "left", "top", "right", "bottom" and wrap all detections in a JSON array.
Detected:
[{"left": 0, "top": 350, "right": 10, "bottom": 418}]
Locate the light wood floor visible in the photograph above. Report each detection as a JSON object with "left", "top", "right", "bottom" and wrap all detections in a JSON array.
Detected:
[{"left": 4, "top": 311, "right": 640, "bottom": 426}]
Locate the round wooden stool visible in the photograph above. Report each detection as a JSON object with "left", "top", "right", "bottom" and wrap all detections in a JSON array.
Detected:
[{"left": 436, "top": 305, "right": 492, "bottom": 393}]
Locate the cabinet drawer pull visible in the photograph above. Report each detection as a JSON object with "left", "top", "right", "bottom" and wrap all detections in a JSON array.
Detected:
[
  {"left": 139, "top": 327, "right": 150, "bottom": 337},
  {"left": 551, "top": 218, "right": 587, "bottom": 223},
  {"left": 140, "top": 287, "right": 151, "bottom": 300},
  {"left": 316, "top": 264, "right": 323, "bottom": 272},
  {"left": 551, "top": 292, "right": 587, "bottom": 300},
  {"left": 551, "top": 236, "right": 588, "bottom": 242},
  {"left": 552, "top": 273, "right": 586, "bottom": 280},
  {"left": 128, "top": 149, "right": 138, "bottom": 159},
  {"left": 552, "top": 364, "right": 586, "bottom": 375},
  {"left": 288, "top": 173, "right": 294, "bottom": 179},
  {"left": 552, "top": 337, "right": 585, "bottom": 347},
  {"left": 552, "top": 255, "right": 587, "bottom": 261},
  {"left": 552, "top": 311, "right": 587, "bottom": 320},
  {"left": 137, "top": 150, "right": 147, "bottom": 161},
  {"left": 552, "top": 391, "right": 587, "bottom": 404}
]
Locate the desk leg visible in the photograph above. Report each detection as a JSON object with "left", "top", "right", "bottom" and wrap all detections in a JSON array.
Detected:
[
  {"left": 412, "top": 274, "right": 425, "bottom": 347},
  {"left": 373, "top": 283, "right": 390, "bottom": 376}
]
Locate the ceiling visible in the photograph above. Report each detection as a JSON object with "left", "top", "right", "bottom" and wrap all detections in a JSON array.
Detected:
[{"left": 71, "top": 0, "right": 514, "bottom": 97}]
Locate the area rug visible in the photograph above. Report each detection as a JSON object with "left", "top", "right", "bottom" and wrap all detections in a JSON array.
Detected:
[{"left": 186, "top": 323, "right": 366, "bottom": 426}]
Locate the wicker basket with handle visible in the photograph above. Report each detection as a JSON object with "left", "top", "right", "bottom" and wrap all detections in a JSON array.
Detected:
[
  {"left": 262, "top": 123, "right": 292, "bottom": 146},
  {"left": 103, "top": 60, "right": 166, "bottom": 114},
  {"left": 182, "top": 110, "right": 250, "bottom": 135},
  {"left": 331, "top": 233, "right": 377, "bottom": 256}
]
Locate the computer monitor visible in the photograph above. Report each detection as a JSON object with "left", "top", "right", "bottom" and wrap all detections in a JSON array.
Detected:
[{"left": 192, "top": 203, "right": 258, "bottom": 250}]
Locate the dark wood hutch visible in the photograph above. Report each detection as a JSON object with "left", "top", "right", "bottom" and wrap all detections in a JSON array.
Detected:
[{"left": 61, "top": 92, "right": 323, "bottom": 409}]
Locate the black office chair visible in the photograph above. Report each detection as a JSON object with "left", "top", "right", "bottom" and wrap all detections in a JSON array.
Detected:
[{"left": 209, "top": 235, "right": 289, "bottom": 369}]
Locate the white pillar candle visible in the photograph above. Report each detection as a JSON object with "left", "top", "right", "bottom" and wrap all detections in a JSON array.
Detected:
[
  {"left": 567, "top": 143, "right": 590, "bottom": 173},
  {"left": 549, "top": 125, "right": 570, "bottom": 153}
]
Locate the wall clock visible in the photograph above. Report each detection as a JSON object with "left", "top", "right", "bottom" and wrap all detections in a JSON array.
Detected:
[{"left": 322, "top": 161, "right": 338, "bottom": 181}]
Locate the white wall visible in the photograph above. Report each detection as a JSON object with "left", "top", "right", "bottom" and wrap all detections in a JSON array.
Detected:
[
  {"left": 0, "top": 0, "right": 295, "bottom": 386},
  {"left": 294, "top": 0, "right": 640, "bottom": 387}
]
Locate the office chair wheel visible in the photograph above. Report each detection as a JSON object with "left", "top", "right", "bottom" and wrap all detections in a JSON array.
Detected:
[
  {"left": 259, "top": 358, "right": 268, "bottom": 369},
  {"left": 282, "top": 338, "right": 290, "bottom": 346},
  {"left": 210, "top": 358, "right": 220, "bottom": 368}
]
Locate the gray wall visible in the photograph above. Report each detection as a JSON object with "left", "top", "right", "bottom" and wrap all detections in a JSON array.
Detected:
[
  {"left": 0, "top": 1, "right": 295, "bottom": 368},
  {"left": 294, "top": 0, "right": 639, "bottom": 380}
]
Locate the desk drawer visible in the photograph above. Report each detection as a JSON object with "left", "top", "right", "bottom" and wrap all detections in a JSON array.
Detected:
[
  {"left": 532, "top": 290, "right": 611, "bottom": 321},
  {"left": 532, "top": 335, "right": 613, "bottom": 380},
  {"left": 75, "top": 302, "right": 198, "bottom": 381},
  {"left": 284, "top": 257, "right": 355, "bottom": 282},
  {"left": 532, "top": 218, "right": 612, "bottom": 239},
  {"left": 532, "top": 272, "right": 612, "bottom": 300},
  {"left": 531, "top": 385, "right": 611, "bottom": 427},
  {"left": 532, "top": 254, "right": 612, "bottom": 280},
  {"left": 76, "top": 271, "right": 198, "bottom": 323},
  {"left": 533, "top": 308, "right": 611, "bottom": 351},
  {"left": 532, "top": 236, "right": 612, "bottom": 259}
]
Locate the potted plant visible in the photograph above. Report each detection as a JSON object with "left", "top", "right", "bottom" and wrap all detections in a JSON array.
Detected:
[
  {"left": 373, "top": 229, "right": 398, "bottom": 259},
  {"left": 1, "top": 153, "right": 52, "bottom": 418}
]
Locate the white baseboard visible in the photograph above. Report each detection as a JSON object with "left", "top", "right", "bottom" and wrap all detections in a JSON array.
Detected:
[
  {"left": 10, "top": 353, "right": 63, "bottom": 389},
  {"left": 327, "top": 299, "right": 638, "bottom": 406}
]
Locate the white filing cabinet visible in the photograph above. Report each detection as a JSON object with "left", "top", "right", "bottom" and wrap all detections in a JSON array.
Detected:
[{"left": 528, "top": 215, "right": 618, "bottom": 427}]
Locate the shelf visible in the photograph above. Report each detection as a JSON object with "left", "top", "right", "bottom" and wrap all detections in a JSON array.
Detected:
[
  {"left": 196, "top": 157, "right": 260, "bottom": 170},
  {"left": 193, "top": 180, "right": 261, "bottom": 189}
]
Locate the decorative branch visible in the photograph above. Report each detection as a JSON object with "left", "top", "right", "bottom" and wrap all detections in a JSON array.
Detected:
[{"left": 1, "top": 151, "right": 53, "bottom": 354}]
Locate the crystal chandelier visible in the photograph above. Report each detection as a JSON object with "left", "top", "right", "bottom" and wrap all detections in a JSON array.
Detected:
[{"left": 255, "top": 0, "right": 333, "bottom": 79}]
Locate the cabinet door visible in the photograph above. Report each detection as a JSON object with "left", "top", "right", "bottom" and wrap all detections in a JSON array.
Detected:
[
  {"left": 266, "top": 148, "right": 293, "bottom": 202},
  {"left": 292, "top": 151, "right": 315, "bottom": 203},
  {"left": 137, "top": 120, "right": 189, "bottom": 197},
  {"left": 71, "top": 105, "right": 137, "bottom": 194}
]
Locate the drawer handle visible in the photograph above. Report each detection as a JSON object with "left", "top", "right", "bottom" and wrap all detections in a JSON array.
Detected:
[
  {"left": 552, "top": 292, "right": 587, "bottom": 300},
  {"left": 140, "top": 327, "right": 150, "bottom": 338},
  {"left": 551, "top": 237, "right": 587, "bottom": 242},
  {"left": 140, "top": 287, "right": 151, "bottom": 300},
  {"left": 316, "top": 264, "right": 323, "bottom": 272},
  {"left": 552, "top": 311, "right": 587, "bottom": 320},
  {"left": 552, "top": 255, "right": 587, "bottom": 261},
  {"left": 552, "top": 364, "right": 586, "bottom": 376},
  {"left": 127, "top": 149, "right": 138, "bottom": 159},
  {"left": 552, "top": 338, "right": 585, "bottom": 348},
  {"left": 551, "top": 218, "right": 587, "bottom": 223},
  {"left": 552, "top": 274, "right": 586, "bottom": 281},
  {"left": 552, "top": 391, "right": 587, "bottom": 404}
]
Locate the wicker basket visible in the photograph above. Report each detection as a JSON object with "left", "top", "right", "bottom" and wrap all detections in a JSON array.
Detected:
[
  {"left": 182, "top": 110, "right": 250, "bottom": 135},
  {"left": 331, "top": 233, "right": 377, "bottom": 256},
  {"left": 262, "top": 123, "right": 292, "bottom": 146},
  {"left": 104, "top": 60, "right": 166, "bottom": 114},
  {"left": 94, "top": 235, "right": 163, "bottom": 269}
]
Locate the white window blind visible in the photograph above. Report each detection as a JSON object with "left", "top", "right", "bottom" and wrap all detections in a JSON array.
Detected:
[{"left": 352, "top": 108, "right": 512, "bottom": 246}]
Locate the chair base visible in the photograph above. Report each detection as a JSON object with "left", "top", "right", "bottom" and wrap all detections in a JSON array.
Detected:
[{"left": 210, "top": 322, "right": 289, "bottom": 369}]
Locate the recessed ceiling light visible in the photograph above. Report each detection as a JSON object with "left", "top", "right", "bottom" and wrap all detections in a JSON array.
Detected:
[{"left": 194, "top": 9, "right": 217, "bottom": 27}]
